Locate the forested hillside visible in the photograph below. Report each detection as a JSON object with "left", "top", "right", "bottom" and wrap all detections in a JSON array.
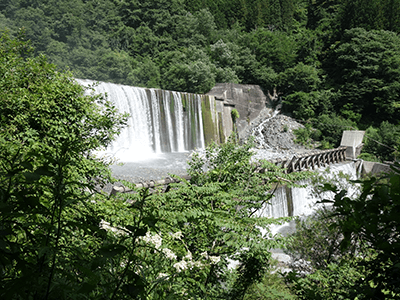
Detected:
[{"left": 1, "top": 0, "right": 399, "bottom": 160}]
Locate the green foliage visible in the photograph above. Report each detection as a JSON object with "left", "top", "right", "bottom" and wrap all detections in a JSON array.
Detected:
[
  {"left": 246, "top": 28, "right": 298, "bottom": 71},
  {"left": 0, "top": 36, "right": 312, "bottom": 298},
  {"left": 285, "top": 165, "right": 362, "bottom": 271},
  {"left": 146, "top": 139, "right": 310, "bottom": 298},
  {"left": 357, "top": 152, "right": 379, "bottom": 162},
  {"left": 313, "top": 114, "right": 357, "bottom": 147},
  {"left": 322, "top": 163, "right": 400, "bottom": 299},
  {"left": 325, "top": 28, "right": 400, "bottom": 125},
  {"left": 286, "top": 260, "right": 364, "bottom": 300},
  {"left": 282, "top": 89, "right": 335, "bottom": 120},
  {"left": 362, "top": 121, "right": 400, "bottom": 162},
  {"left": 128, "top": 55, "right": 161, "bottom": 88},
  {"left": 339, "top": 0, "right": 400, "bottom": 33},
  {"left": 277, "top": 62, "right": 321, "bottom": 95},
  {"left": 293, "top": 114, "right": 357, "bottom": 149},
  {"left": 0, "top": 31, "right": 128, "bottom": 299},
  {"left": 283, "top": 124, "right": 289, "bottom": 132},
  {"left": 1, "top": 0, "right": 399, "bottom": 145},
  {"left": 283, "top": 168, "right": 367, "bottom": 299},
  {"left": 184, "top": 0, "right": 300, "bottom": 31},
  {"left": 293, "top": 123, "right": 314, "bottom": 147},
  {"left": 161, "top": 47, "right": 217, "bottom": 94},
  {"left": 285, "top": 208, "right": 347, "bottom": 273},
  {"left": 231, "top": 108, "right": 240, "bottom": 122},
  {"left": 306, "top": 0, "right": 343, "bottom": 31},
  {"left": 244, "top": 270, "right": 296, "bottom": 300},
  {"left": 2, "top": 1, "right": 400, "bottom": 297}
]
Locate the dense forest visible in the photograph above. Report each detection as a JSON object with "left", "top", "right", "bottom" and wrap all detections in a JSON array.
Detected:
[{"left": 0, "top": 0, "right": 399, "bottom": 158}]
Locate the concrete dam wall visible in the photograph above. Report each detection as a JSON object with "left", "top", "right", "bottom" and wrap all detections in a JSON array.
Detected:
[{"left": 78, "top": 80, "right": 269, "bottom": 160}]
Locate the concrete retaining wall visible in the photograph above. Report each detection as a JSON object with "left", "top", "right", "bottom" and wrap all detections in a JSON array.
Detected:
[
  {"left": 360, "top": 161, "right": 393, "bottom": 176},
  {"left": 207, "top": 83, "right": 269, "bottom": 140}
]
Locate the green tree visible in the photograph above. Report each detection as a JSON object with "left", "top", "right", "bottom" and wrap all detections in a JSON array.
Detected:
[
  {"left": 277, "top": 62, "right": 321, "bottom": 95},
  {"left": 324, "top": 164, "right": 400, "bottom": 299},
  {"left": 10, "top": 6, "right": 52, "bottom": 52},
  {"left": 128, "top": 55, "right": 161, "bottom": 88},
  {"left": 325, "top": 28, "right": 400, "bottom": 125},
  {"left": 0, "top": 30, "right": 127, "bottom": 299},
  {"left": 246, "top": 28, "right": 298, "bottom": 71},
  {"left": 362, "top": 121, "right": 400, "bottom": 162},
  {"left": 313, "top": 114, "right": 357, "bottom": 147},
  {"left": 161, "top": 47, "right": 217, "bottom": 93},
  {"left": 147, "top": 139, "right": 311, "bottom": 298},
  {"left": 306, "top": 0, "right": 343, "bottom": 31},
  {"left": 282, "top": 89, "right": 335, "bottom": 120},
  {"left": 286, "top": 260, "right": 364, "bottom": 300},
  {"left": 339, "top": 0, "right": 400, "bottom": 33}
]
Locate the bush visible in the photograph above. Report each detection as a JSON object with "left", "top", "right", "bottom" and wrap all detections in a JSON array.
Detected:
[
  {"left": 244, "top": 271, "right": 296, "bottom": 300},
  {"left": 326, "top": 163, "right": 400, "bottom": 299},
  {"left": 148, "top": 139, "right": 311, "bottom": 298},
  {"left": 293, "top": 123, "right": 314, "bottom": 147},
  {"left": 0, "top": 30, "right": 128, "bottom": 299},
  {"left": 362, "top": 122, "right": 400, "bottom": 162}
]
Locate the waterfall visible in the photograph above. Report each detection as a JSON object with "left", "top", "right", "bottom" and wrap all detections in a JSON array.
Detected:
[
  {"left": 77, "top": 79, "right": 205, "bottom": 162},
  {"left": 258, "top": 161, "right": 359, "bottom": 223},
  {"left": 251, "top": 109, "right": 280, "bottom": 149},
  {"left": 255, "top": 161, "right": 360, "bottom": 238}
]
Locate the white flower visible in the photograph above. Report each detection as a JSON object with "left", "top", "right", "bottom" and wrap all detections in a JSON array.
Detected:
[
  {"left": 170, "top": 231, "right": 183, "bottom": 240},
  {"left": 173, "top": 260, "right": 188, "bottom": 272},
  {"left": 185, "top": 250, "right": 192, "bottom": 260},
  {"left": 99, "top": 220, "right": 127, "bottom": 236},
  {"left": 193, "top": 260, "right": 204, "bottom": 268},
  {"left": 200, "top": 251, "right": 208, "bottom": 258},
  {"left": 142, "top": 232, "right": 162, "bottom": 249},
  {"left": 99, "top": 220, "right": 110, "bottom": 230},
  {"left": 157, "top": 272, "right": 169, "bottom": 279},
  {"left": 162, "top": 248, "right": 177, "bottom": 260},
  {"left": 209, "top": 256, "right": 221, "bottom": 264}
]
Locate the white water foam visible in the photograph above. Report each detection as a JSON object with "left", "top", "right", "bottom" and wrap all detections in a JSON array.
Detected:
[
  {"left": 77, "top": 79, "right": 205, "bottom": 162},
  {"left": 263, "top": 161, "right": 360, "bottom": 237}
]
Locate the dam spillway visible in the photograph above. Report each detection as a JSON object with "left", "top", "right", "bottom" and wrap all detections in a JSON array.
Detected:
[
  {"left": 257, "top": 161, "right": 359, "bottom": 219},
  {"left": 77, "top": 79, "right": 207, "bottom": 161}
]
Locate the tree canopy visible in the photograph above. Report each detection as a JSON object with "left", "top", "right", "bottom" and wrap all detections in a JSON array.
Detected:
[
  {"left": 2, "top": 0, "right": 399, "bottom": 159},
  {"left": 0, "top": 30, "right": 128, "bottom": 298}
]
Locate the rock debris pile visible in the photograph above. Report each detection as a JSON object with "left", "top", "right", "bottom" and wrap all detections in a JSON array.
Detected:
[{"left": 242, "top": 108, "right": 315, "bottom": 161}]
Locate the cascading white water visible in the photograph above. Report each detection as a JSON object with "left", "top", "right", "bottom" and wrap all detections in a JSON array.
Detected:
[
  {"left": 195, "top": 95, "right": 206, "bottom": 149},
  {"left": 149, "top": 89, "right": 161, "bottom": 153},
  {"left": 172, "top": 92, "right": 185, "bottom": 152},
  {"left": 77, "top": 79, "right": 205, "bottom": 162},
  {"left": 258, "top": 161, "right": 360, "bottom": 237},
  {"left": 259, "top": 161, "right": 359, "bottom": 220},
  {"left": 252, "top": 109, "right": 280, "bottom": 149}
]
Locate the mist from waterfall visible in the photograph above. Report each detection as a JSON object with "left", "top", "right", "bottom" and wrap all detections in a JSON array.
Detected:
[{"left": 77, "top": 79, "right": 205, "bottom": 162}]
